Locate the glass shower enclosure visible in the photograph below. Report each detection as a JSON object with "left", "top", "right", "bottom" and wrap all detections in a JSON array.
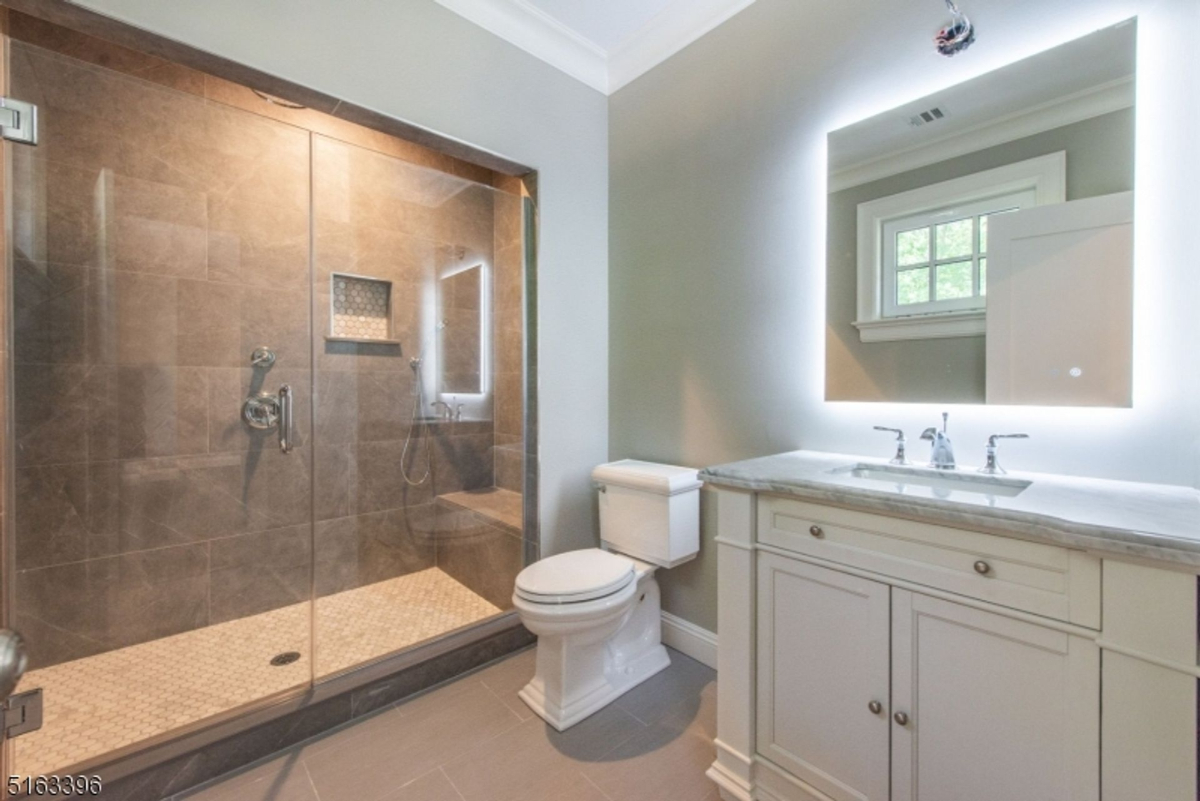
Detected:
[{"left": 0, "top": 10, "right": 534, "bottom": 781}]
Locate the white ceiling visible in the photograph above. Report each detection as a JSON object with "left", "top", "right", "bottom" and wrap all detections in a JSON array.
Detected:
[
  {"left": 523, "top": 0, "right": 673, "bottom": 51},
  {"left": 435, "top": 0, "right": 758, "bottom": 94}
]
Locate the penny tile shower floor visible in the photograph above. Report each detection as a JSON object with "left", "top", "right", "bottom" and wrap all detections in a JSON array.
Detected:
[{"left": 16, "top": 568, "right": 501, "bottom": 777}]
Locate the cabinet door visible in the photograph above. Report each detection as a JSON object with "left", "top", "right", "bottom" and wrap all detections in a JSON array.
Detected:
[
  {"left": 757, "top": 553, "right": 890, "bottom": 801},
  {"left": 891, "top": 590, "right": 1099, "bottom": 801}
]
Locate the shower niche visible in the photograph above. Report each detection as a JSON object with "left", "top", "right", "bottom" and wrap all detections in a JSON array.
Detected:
[{"left": 328, "top": 273, "right": 398, "bottom": 343}]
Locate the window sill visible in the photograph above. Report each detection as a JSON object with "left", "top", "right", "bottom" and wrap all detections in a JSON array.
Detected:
[{"left": 853, "top": 310, "right": 985, "bottom": 343}]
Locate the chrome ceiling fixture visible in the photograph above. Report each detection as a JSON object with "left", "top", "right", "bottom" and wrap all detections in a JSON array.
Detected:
[{"left": 935, "top": 0, "right": 976, "bottom": 57}]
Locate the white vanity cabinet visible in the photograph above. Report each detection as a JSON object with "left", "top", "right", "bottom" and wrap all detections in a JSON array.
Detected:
[
  {"left": 890, "top": 591, "right": 1098, "bottom": 801},
  {"left": 756, "top": 550, "right": 1098, "bottom": 801},
  {"left": 756, "top": 553, "right": 891, "bottom": 801},
  {"left": 707, "top": 485, "right": 1198, "bottom": 801}
]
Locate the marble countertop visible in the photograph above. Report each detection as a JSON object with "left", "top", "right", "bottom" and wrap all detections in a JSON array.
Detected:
[{"left": 700, "top": 450, "right": 1200, "bottom": 567}]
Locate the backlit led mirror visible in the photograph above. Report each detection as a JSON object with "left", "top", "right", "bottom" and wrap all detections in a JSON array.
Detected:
[
  {"left": 437, "top": 263, "right": 486, "bottom": 395},
  {"left": 825, "top": 20, "right": 1136, "bottom": 406}
]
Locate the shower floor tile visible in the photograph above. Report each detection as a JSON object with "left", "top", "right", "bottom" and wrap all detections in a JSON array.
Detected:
[{"left": 14, "top": 568, "right": 501, "bottom": 778}]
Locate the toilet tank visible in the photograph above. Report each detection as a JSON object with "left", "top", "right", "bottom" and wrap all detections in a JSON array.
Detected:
[{"left": 593, "top": 460, "right": 702, "bottom": 568}]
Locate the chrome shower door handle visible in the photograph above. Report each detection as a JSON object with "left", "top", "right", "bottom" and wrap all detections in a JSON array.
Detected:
[{"left": 278, "top": 385, "right": 294, "bottom": 454}]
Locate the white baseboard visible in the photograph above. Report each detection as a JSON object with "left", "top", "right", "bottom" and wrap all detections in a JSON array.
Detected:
[{"left": 661, "top": 611, "right": 718, "bottom": 670}]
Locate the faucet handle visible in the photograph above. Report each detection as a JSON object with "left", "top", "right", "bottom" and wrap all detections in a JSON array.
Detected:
[
  {"left": 987, "top": 433, "right": 1030, "bottom": 446},
  {"left": 873, "top": 426, "right": 910, "bottom": 465},
  {"left": 979, "top": 433, "right": 1029, "bottom": 475}
]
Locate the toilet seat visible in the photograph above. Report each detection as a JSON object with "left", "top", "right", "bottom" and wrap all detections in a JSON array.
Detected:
[{"left": 514, "top": 549, "right": 635, "bottom": 604}]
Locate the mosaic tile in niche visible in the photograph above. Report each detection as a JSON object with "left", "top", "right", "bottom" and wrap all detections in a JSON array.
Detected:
[{"left": 331, "top": 275, "right": 392, "bottom": 341}]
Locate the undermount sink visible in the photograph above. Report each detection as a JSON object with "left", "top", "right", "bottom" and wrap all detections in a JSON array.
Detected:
[{"left": 829, "top": 463, "right": 1032, "bottom": 498}]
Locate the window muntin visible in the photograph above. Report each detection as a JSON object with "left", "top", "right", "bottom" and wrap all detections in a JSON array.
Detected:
[{"left": 881, "top": 189, "right": 1034, "bottom": 318}]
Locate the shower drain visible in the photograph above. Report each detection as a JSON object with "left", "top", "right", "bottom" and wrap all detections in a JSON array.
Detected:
[{"left": 270, "top": 651, "right": 302, "bottom": 667}]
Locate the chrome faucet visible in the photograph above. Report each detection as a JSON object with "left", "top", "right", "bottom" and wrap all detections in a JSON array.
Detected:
[
  {"left": 920, "top": 412, "right": 956, "bottom": 470},
  {"left": 872, "top": 427, "right": 910, "bottom": 465},
  {"left": 430, "top": 400, "right": 453, "bottom": 421}
]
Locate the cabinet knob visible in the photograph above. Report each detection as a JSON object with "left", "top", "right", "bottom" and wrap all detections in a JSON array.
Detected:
[
  {"left": 809, "top": 525, "right": 824, "bottom": 538},
  {"left": 868, "top": 700, "right": 883, "bottom": 715},
  {"left": 973, "top": 560, "right": 991, "bottom": 575},
  {"left": 893, "top": 711, "right": 909, "bottom": 726}
]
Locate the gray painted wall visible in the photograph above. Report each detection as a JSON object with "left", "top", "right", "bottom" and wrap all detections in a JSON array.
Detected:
[
  {"left": 73, "top": 0, "right": 611, "bottom": 559},
  {"left": 611, "top": 0, "right": 1200, "bottom": 633},
  {"left": 827, "top": 109, "right": 1135, "bottom": 403}
]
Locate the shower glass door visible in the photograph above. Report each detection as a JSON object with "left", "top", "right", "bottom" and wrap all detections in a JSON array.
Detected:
[
  {"left": 4, "top": 36, "right": 315, "bottom": 776},
  {"left": 0, "top": 9, "right": 531, "bottom": 780}
]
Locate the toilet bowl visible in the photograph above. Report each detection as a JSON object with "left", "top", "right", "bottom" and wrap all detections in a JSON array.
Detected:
[
  {"left": 513, "top": 460, "right": 702, "bottom": 730},
  {"left": 514, "top": 549, "right": 670, "bottom": 730}
]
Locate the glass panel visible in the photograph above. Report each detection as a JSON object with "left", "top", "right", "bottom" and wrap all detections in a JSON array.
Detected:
[
  {"left": 3, "top": 19, "right": 532, "bottom": 776},
  {"left": 980, "top": 258, "right": 988, "bottom": 296},
  {"left": 896, "top": 227, "right": 930, "bottom": 266},
  {"left": 935, "top": 218, "right": 974, "bottom": 260},
  {"left": 936, "top": 260, "right": 974, "bottom": 300},
  {"left": 7, "top": 41, "right": 314, "bottom": 775},
  {"left": 311, "top": 137, "right": 525, "bottom": 680},
  {"left": 897, "top": 267, "right": 930, "bottom": 305}
]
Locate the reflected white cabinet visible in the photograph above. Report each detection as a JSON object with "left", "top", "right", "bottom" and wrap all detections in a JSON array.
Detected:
[{"left": 755, "top": 553, "right": 1098, "bottom": 801}]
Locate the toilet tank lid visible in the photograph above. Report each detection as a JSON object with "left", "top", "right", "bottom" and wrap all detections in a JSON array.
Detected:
[{"left": 592, "top": 460, "right": 703, "bottom": 496}]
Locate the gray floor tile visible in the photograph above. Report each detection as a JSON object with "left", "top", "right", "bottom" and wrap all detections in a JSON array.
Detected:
[
  {"left": 180, "top": 752, "right": 316, "bottom": 801},
  {"left": 303, "top": 682, "right": 521, "bottom": 801},
  {"left": 475, "top": 646, "right": 537, "bottom": 720},
  {"left": 393, "top": 675, "right": 489, "bottom": 720},
  {"left": 614, "top": 650, "right": 716, "bottom": 728},
  {"left": 191, "top": 646, "right": 719, "bottom": 801},
  {"left": 441, "top": 703, "right": 644, "bottom": 801},
  {"left": 378, "top": 769, "right": 466, "bottom": 801},
  {"left": 665, "top": 677, "right": 718, "bottom": 742},
  {"left": 581, "top": 721, "right": 717, "bottom": 801}
]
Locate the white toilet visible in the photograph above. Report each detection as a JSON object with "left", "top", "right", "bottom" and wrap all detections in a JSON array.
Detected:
[{"left": 513, "top": 459, "right": 702, "bottom": 730}]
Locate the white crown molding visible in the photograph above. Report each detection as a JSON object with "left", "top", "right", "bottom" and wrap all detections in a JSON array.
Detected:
[
  {"left": 435, "top": 0, "right": 609, "bottom": 92},
  {"left": 434, "top": 0, "right": 758, "bottom": 95},
  {"left": 830, "top": 76, "right": 1134, "bottom": 192},
  {"left": 608, "top": 0, "right": 758, "bottom": 93}
]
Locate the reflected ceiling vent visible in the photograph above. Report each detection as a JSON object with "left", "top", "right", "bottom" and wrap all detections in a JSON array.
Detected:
[{"left": 909, "top": 107, "right": 948, "bottom": 127}]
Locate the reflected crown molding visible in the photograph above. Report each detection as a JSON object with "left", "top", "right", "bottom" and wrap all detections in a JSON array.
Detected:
[{"left": 830, "top": 76, "right": 1134, "bottom": 193}]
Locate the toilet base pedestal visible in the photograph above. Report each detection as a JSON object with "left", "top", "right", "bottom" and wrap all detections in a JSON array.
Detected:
[
  {"left": 519, "top": 642, "right": 670, "bottom": 731},
  {"left": 519, "top": 573, "right": 670, "bottom": 731}
]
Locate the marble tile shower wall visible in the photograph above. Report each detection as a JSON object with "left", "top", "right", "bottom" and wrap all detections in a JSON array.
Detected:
[
  {"left": 8, "top": 37, "right": 508, "bottom": 670},
  {"left": 492, "top": 186, "right": 525, "bottom": 498},
  {"left": 10, "top": 41, "right": 313, "bottom": 670}
]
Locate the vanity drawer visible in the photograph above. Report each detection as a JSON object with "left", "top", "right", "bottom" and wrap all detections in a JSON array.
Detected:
[{"left": 757, "top": 496, "right": 1100, "bottom": 628}]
